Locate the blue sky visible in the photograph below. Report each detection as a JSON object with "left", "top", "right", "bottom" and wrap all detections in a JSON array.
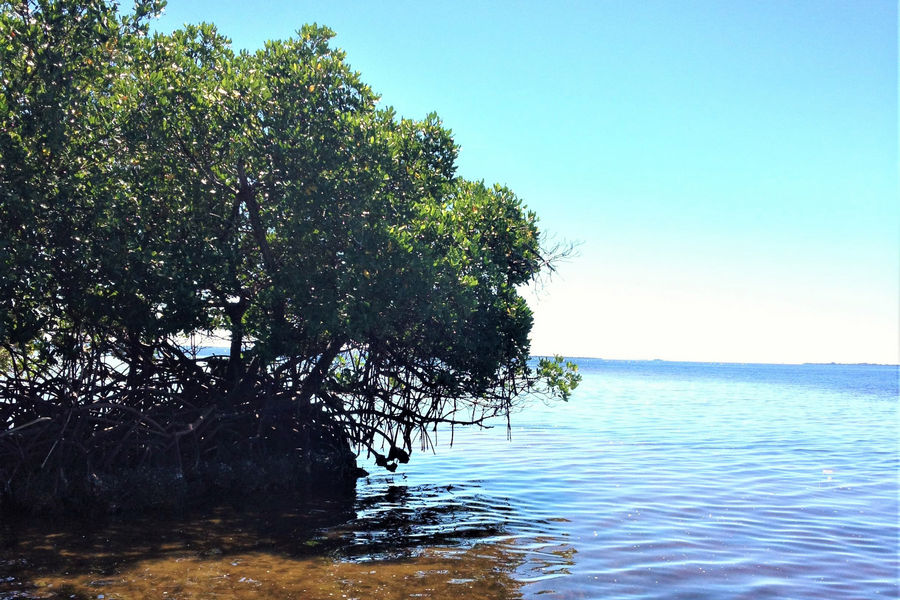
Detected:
[{"left": 154, "top": 1, "right": 898, "bottom": 364}]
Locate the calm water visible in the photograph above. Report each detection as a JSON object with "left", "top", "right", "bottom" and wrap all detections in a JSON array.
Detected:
[{"left": 2, "top": 360, "right": 898, "bottom": 599}]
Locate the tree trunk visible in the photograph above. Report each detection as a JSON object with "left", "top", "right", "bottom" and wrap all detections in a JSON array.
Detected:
[{"left": 226, "top": 300, "right": 246, "bottom": 389}]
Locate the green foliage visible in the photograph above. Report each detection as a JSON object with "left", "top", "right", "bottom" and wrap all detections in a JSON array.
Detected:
[
  {"left": 0, "top": 0, "right": 579, "bottom": 492},
  {"left": 537, "top": 355, "right": 582, "bottom": 401}
]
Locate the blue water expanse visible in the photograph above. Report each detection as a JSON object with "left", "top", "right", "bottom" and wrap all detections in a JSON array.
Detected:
[
  {"left": 3, "top": 359, "right": 896, "bottom": 599},
  {"left": 354, "top": 359, "right": 900, "bottom": 599}
]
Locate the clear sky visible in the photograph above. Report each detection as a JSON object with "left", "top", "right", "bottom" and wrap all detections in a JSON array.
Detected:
[{"left": 154, "top": 1, "right": 899, "bottom": 365}]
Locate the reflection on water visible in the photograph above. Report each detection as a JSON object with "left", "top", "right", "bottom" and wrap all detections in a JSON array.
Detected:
[{"left": 0, "top": 482, "right": 576, "bottom": 600}]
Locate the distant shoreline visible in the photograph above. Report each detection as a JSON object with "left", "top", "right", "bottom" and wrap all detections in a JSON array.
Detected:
[
  {"left": 189, "top": 347, "right": 899, "bottom": 368},
  {"left": 532, "top": 356, "right": 900, "bottom": 368}
]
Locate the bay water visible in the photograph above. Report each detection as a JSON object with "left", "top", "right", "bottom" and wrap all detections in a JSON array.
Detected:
[{"left": 2, "top": 360, "right": 898, "bottom": 598}]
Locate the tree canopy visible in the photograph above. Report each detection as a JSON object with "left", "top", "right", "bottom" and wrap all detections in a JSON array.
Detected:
[{"left": 0, "top": 0, "right": 578, "bottom": 510}]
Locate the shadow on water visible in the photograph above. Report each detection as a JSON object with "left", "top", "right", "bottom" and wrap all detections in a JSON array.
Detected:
[{"left": 0, "top": 481, "right": 577, "bottom": 600}]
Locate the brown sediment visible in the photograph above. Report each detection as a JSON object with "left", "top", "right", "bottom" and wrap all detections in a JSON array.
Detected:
[
  {"left": 14, "top": 546, "right": 521, "bottom": 600},
  {"left": 14, "top": 547, "right": 523, "bottom": 600}
]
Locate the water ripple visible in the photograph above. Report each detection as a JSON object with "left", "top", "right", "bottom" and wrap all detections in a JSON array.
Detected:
[{"left": 351, "top": 361, "right": 899, "bottom": 599}]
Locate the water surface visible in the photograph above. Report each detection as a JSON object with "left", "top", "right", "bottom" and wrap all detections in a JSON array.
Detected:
[{"left": 2, "top": 360, "right": 897, "bottom": 598}]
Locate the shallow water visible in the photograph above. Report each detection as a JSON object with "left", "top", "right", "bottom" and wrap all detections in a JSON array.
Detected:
[{"left": 2, "top": 360, "right": 898, "bottom": 599}]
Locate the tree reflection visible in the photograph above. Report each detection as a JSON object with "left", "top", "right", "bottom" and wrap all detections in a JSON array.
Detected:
[{"left": 1, "top": 484, "right": 576, "bottom": 599}]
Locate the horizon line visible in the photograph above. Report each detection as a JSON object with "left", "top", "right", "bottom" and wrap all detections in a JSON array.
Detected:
[{"left": 534, "top": 355, "right": 900, "bottom": 368}]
